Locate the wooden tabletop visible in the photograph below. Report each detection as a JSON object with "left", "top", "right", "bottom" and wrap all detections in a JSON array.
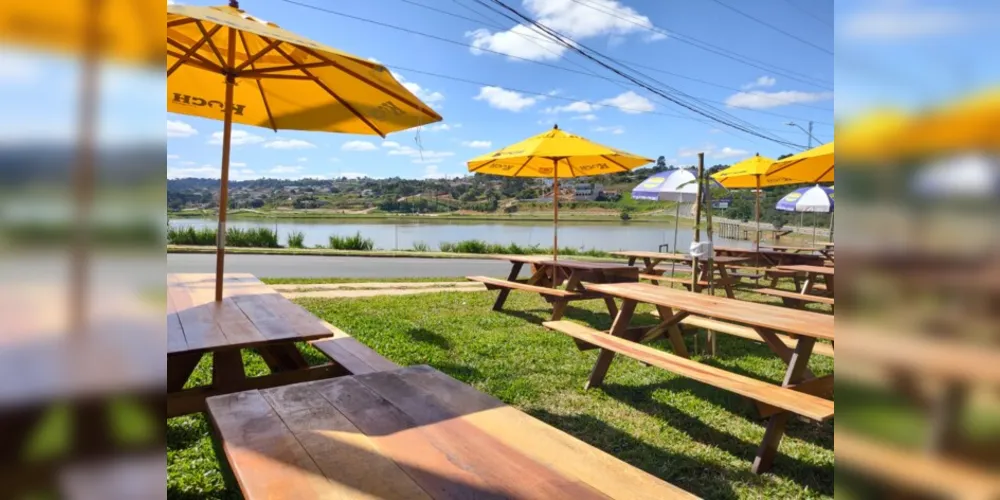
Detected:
[
  {"left": 585, "top": 282, "right": 834, "bottom": 340},
  {"left": 207, "top": 365, "right": 695, "bottom": 500},
  {"left": 499, "top": 255, "right": 637, "bottom": 271},
  {"left": 168, "top": 273, "right": 333, "bottom": 355},
  {"left": 612, "top": 250, "right": 746, "bottom": 264},
  {"left": 776, "top": 265, "right": 835, "bottom": 275},
  {"left": 495, "top": 254, "right": 554, "bottom": 264},
  {"left": 762, "top": 244, "right": 820, "bottom": 252}
]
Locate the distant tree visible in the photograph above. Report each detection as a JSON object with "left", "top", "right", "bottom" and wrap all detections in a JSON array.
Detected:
[
  {"left": 656, "top": 156, "right": 667, "bottom": 169},
  {"left": 777, "top": 153, "right": 794, "bottom": 160}
]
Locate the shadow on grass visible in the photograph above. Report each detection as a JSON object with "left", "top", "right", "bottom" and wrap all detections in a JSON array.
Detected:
[
  {"left": 429, "top": 361, "right": 482, "bottom": 383},
  {"left": 527, "top": 409, "right": 740, "bottom": 500},
  {"left": 600, "top": 380, "right": 833, "bottom": 495},
  {"left": 405, "top": 327, "right": 452, "bottom": 350}
]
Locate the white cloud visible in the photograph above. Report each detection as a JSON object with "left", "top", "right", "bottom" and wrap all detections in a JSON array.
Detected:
[
  {"left": 465, "top": 0, "right": 664, "bottom": 61},
  {"left": 231, "top": 162, "right": 247, "bottom": 167},
  {"left": 423, "top": 165, "right": 461, "bottom": 179},
  {"left": 708, "top": 128, "right": 722, "bottom": 134},
  {"left": 741, "top": 76, "right": 776, "bottom": 90},
  {"left": 167, "top": 120, "right": 197, "bottom": 138},
  {"left": 572, "top": 114, "right": 598, "bottom": 121},
  {"left": 330, "top": 157, "right": 341, "bottom": 163},
  {"left": 0, "top": 52, "right": 41, "bottom": 85},
  {"left": 725, "top": 90, "right": 834, "bottom": 109},
  {"left": 366, "top": 57, "right": 380, "bottom": 64},
  {"left": 678, "top": 144, "right": 749, "bottom": 160},
  {"left": 841, "top": 5, "right": 976, "bottom": 40},
  {"left": 593, "top": 125, "right": 624, "bottom": 135},
  {"left": 297, "top": 157, "right": 308, "bottom": 162},
  {"left": 342, "top": 140, "right": 377, "bottom": 151},
  {"left": 167, "top": 164, "right": 260, "bottom": 181},
  {"left": 387, "top": 144, "right": 456, "bottom": 164},
  {"left": 544, "top": 100, "right": 598, "bottom": 114},
  {"left": 382, "top": 141, "right": 401, "bottom": 149},
  {"left": 401, "top": 81, "right": 444, "bottom": 106},
  {"left": 269, "top": 165, "right": 304, "bottom": 174},
  {"left": 423, "top": 123, "right": 460, "bottom": 132},
  {"left": 264, "top": 138, "right": 316, "bottom": 149},
  {"left": 462, "top": 140, "right": 492, "bottom": 148},
  {"left": 167, "top": 154, "right": 179, "bottom": 160},
  {"left": 475, "top": 86, "right": 538, "bottom": 112},
  {"left": 208, "top": 130, "right": 264, "bottom": 146},
  {"left": 600, "top": 91, "right": 654, "bottom": 114}
]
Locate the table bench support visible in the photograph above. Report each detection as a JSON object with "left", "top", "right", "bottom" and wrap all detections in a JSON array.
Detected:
[
  {"left": 168, "top": 352, "right": 203, "bottom": 392},
  {"left": 585, "top": 299, "right": 638, "bottom": 390},
  {"left": 493, "top": 262, "right": 524, "bottom": 311},
  {"left": 752, "top": 336, "right": 817, "bottom": 474}
]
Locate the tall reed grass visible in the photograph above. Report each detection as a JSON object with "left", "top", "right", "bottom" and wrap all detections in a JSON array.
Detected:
[{"left": 328, "top": 232, "right": 375, "bottom": 251}]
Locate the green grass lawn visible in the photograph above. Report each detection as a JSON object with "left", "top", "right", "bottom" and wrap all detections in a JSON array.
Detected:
[{"left": 167, "top": 285, "right": 833, "bottom": 499}]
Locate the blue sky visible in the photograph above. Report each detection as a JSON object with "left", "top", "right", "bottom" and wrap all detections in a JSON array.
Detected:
[{"left": 165, "top": 0, "right": 837, "bottom": 180}]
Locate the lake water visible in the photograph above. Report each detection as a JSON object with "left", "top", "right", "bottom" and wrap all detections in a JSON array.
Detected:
[{"left": 168, "top": 217, "right": 756, "bottom": 252}]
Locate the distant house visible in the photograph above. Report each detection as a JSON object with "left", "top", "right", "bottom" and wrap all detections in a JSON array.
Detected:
[
  {"left": 361, "top": 189, "right": 374, "bottom": 197},
  {"left": 573, "top": 182, "right": 603, "bottom": 201}
]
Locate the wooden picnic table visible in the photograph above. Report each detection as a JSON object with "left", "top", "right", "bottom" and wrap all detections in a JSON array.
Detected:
[
  {"left": 575, "top": 282, "right": 834, "bottom": 473},
  {"left": 469, "top": 255, "right": 638, "bottom": 321},
  {"left": 714, "top": 245, "right": 826, "bottom": 268},
  {"left": 776, "top": 264, "right": 835, "bottom": 296},
  {"left": 168, "top": 273, "right": 343, "bottom": 417},
  {"left": 207, "top": 365, "right": 696, "bottom": 499},
  {"left": 612, "top": 251, "right": 747, "bottom": 298},
  {"left": 761, "top": 244, "right": 821, "bottom": 253}
]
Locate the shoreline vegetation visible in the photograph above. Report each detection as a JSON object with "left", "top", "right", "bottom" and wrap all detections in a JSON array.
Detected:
[
  {"left": 167, "top": 226, "right": 617, "bottom": 257},
  {"left": 167, "top": 207, "right": 684, "bottom": 223},
  {"left": 166, "top": 245, "right": 620, "bottom": 261}
]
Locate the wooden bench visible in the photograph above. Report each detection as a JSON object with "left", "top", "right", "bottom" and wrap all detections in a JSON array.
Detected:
[
  {"left": 206, "top": 365, "right": 697, "bottom": 499},
  {"left": 642, "top": 275, "right": 739, "bottom": 289},
  {"left": 754, "top": 288, "right": 834, "bottom": 308},
  {"left": 467, "top": 275, "right": 582, "bottom": 299},
  {"left": 837, "top": 431, "right": 1000, "bottom": 500},
  {"left": 309, "top": 321, "right": 400, "bottom": 376},
  {"left": 678, "top": 315, "right": 834, "bottom": 358},
  {"left": 543, "top": 320, "right": 834, "bottom": 422}
]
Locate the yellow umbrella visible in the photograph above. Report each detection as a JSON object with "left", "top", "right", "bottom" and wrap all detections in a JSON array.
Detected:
[
  {"left": 837, "top": 108, "right": 910, "bottom": 162},
  {"left": 467, "top": 125, "right": 652, "bottom": 260},
  {"left": 168, "top": 2, "right": 443, "bottom": 300},
  {"left": 765, "top": 141, "right": 835, "bottom": 184},
  {"left": 904, "top": 88, "right": 1000, "bottom": 155},
  {"left": 712, "top": 154, "right": 796, "bottom": 248}
]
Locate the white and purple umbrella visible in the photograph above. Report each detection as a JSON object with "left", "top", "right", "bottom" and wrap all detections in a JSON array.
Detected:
[
  {"left": 632, "top": 169, "right": 726, "bottom": 264},
  {"left": 776, "top": 185, "right": 834, "bottom": 212},
  {"left": 776, "top": 185, "right": 834, "bottom": 243}
]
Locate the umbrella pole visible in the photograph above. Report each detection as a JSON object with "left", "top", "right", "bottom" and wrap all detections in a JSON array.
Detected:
[
  {"left": 552, "top": 160, "right": 559, "bottom": 287},
  {"left": 813, "top": 213, "right": 817, "bottom": 245},
  {"left": 214, "top": 32, "right": 237, "bottom": 302},
  {"left": 754, "top": 176, "right": 761, "bottom": 249},
  {"left": 670, "top": 201, "right": 680, "bottom": 278}
]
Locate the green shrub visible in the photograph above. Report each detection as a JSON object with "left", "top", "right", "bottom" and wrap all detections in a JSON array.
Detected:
[
  {"left": 167, "top": 226, "right": 216, "bottom": 246},
  {"left": 452, "top": 239, "right": 489, "bottom": 254},
  {"left": 329, "top": 232, "right": 374, "bottom": 251},
  {"left": 411, "top": 241, "right": 431, "bottom": 252},
  {"left": 226, "top": 227, "right": 279, "bottom": 248},
  {"left": 287, "top": 231, "right": 305, "bottom": 249},
  {"left": 438, "top": 241, "right": 456, "bottom": 252},
  {"left": 433, "top": 239, "right": 609, "bottom": 257}
]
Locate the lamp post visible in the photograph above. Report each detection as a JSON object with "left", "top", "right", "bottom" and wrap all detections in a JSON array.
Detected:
[{"left": 786, "top": 121, "right": 816, "bottom": 149}]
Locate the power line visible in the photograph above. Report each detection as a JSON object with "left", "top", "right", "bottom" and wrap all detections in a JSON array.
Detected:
[
  {"left": 779, "top": 0, "right": 832, "bottom": 28},
  {"left": 278, "top": 0, "right": 832, "bottom": 126},
  {"left": 483, "top": 0, "right": 806, "bottom": 148},
  {"left": 565, "top": 0, "right": 832, "bottom": 89},
  {"left": 391, "top": 0, "right": 833, "bottom": 111},
  {"left": 705, "top": 0, "right": 833, "bottom": 55}
]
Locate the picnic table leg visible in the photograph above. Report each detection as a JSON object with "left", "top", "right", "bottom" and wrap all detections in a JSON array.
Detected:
[
  {"left": 800, "top": 272, "right": 815, "bottom": 295},
  {"left": 641, "top": 257, "right": 661, "bottom": 285},
  {"left": 926, "top": 381, "right": 966, "bottom": 454},
  {"left": 167, "top": 352, "right": 203, "bottom": 392},
  {"left": 493, "top": 262, "right": 525, "bottom": 311},
  {"left": 753, "top": 328, "right": 816, "bottom": 380},
  {"left": 824, "top": 275, "right": 834, "bottom": 296},
  {"left": 627, "top": 256, "right": 637, "bottom": 266},
  {"left": 212, "top": 348, "right": 247, "bottom": 393},
  {"left": 716, "top": 263, "right": 737, "bottom": 299},
  {"left": 585, "top": 299, "right": 637, "bottom": 390},
  {"left": 257, "top": 343, "right": 310, "bottom": 372},
  {"left": 654, "top": 305, "right": 690, "bottom": 358},
  {"left": 752, "top": 337, "right": 816, "bottom": 474}
]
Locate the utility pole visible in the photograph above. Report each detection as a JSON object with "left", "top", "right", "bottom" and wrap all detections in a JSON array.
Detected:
[{"left": 786, "top": 121, "right": 816, "bottom": 149}]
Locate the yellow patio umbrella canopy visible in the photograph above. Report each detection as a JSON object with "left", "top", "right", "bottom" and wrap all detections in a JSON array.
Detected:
[
  {"left": 837, "top": 108, "right": 910, "bottom": 162},
  {"left": 468, "top": 126, "right": 652, "bottom": 260},
  {"left": 765, "top": 141, "right": 834, "bottom": 184},
  {"left": 904, "top": 88, "right": 1000, "bottom": 155},
  {"left": 168, "top": 2, "right": 443, "bottom": 300},
  {"left": 712, "top": 154, "right": 799, "bottom": 248}
]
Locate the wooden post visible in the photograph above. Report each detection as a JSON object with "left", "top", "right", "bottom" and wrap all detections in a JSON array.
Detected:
[
  {"left": 552, "top": 158, "right": 559, "bottom": 264},
  {"left": 704, "top": 168, "right": 716, "bottom": 356},
  {"left": 214, "top": 28, "right": 237, "bottom": 302},
  {"left": 754, "top": 175, "right": 761, "bottom": 249},
  {"left": 691, "top": 154, "right": 705, "bottom": 354}
]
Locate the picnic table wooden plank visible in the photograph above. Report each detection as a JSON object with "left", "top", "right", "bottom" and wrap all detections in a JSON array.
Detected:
[
  {"left": 397, "top": 365, "right": 698, "bottom": 500},
  {"left": 259, "top": 382, "right": 433, "bottom": 499},
  {"left": 166, "top": 290, "right": 189, "bottom": 353},
  {"left": 776, "top": 264, "right": 835, "bottom": 275},
  {"left": 206, "top": 389, "right": 346, "bottom": 499},
  {"left": 586, "top": 282, "right": 834, "bottom": 340}
]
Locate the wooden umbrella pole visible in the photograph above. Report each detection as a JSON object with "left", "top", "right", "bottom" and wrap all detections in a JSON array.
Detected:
[
  {"left": 704, "top": 170, "right": 717, "bottom": 356},
  {"left": 552, "top": 159, "right": 559, "bottom": 263},
  {"left": 691, "top": 153, "right": 704, "bottom": 293},
  {"left": 215, "top": 29, "right": 237, "bottom": 302},
  {"left": 754, "top": 175, "right": 761, "bottom": 249}
]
